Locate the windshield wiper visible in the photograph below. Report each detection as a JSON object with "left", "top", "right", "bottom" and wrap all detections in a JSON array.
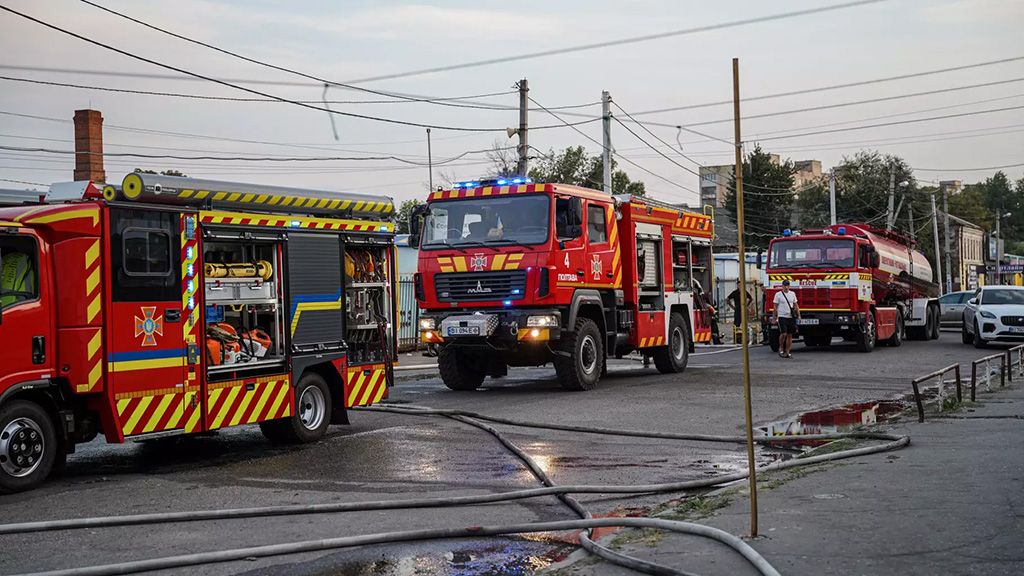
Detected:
[
  {"left": 424, "top": 239, "right": 467, "bottom": 253},
  {"left": 450, "top": 239, "right": 490, "bottom": 250},
  {"left": 806, "top": 261, "right": 846, "bottom": 268},
  {"left": 485, "top": 239, "right": 533, "bottom": 249}
]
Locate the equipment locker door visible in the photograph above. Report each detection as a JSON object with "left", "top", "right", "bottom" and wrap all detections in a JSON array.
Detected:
[{"left": 106, "top": 208, "right": 187, "bottom": 441}]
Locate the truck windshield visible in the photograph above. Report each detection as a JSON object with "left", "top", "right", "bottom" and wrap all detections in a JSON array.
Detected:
[
  {"left": 421, "top": 194, "right": 550, "bottom": 248},
  {"left": 769, "top": 238, "right": 855, "bottom": 269}
]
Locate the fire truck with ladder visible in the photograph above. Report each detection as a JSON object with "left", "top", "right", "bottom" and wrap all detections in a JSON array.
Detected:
[
  {"left": 762, "top": 222, "right": 940, "bottom": 352},
  {"left": 411, "top": 178, "right": 716, "bottom": 391},
  {"left": 0, "top": 174, "right": 397, "bottom": 492}
]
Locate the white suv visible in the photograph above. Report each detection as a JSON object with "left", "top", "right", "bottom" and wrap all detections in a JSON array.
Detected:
[{"left": 962, "top": 285, "right": 1024, "bottom": 348}]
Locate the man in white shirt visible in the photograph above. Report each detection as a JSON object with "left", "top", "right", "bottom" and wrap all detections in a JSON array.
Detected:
[{"left": 772, "top": 280, "right": 800, "bottom": 358}]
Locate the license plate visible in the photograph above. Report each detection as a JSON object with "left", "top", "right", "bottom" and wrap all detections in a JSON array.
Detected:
[
  {"left": 1008, "top": 326, "right": 1024, "bottom": 334},
  {"left": 447, "top": 326, "right": 480, "bottom": 336},
  {"left": 797, "top": 318, "right": 819, "bottom": 325}
]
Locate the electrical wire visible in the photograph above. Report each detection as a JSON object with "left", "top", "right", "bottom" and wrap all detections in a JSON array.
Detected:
[
  {"left": 0, "top": 177, "right": 46, "bottom": 187},
  {"left": 914, "top": 162, "right": 1024, "bottom": 172},
  {"left": 612, "top": 103, "right": 705, "bottom": 170},
  {"left": 0, "top": 5, "right": 592, "bottom": 133}
]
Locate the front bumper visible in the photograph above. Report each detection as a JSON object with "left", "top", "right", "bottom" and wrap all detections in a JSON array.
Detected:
[
  {"left": 783, "top": 312, "right": 866, "bottom": 327},
  {"left": 978, "top": 317, "right": 1024, "bottom": 340},
  {"left": 419, "top": 309, "right": 562, "bottom": 347}
]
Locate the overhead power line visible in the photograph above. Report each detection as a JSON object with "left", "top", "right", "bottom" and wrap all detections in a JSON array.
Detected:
[
  {"left": 0, "top": 5, "right": 592, "bottom": 133},
  {"left": 339, "top": 0, "right": 888, "bottom": 84},
  {"left": 0, "top": 177, "right": 47, "bottom": 187},
  {"left": 914, "top": 163, "right": 1024, "bottom": 172}
]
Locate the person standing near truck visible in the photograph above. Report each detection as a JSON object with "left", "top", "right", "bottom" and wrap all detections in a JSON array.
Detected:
[{"left": 772, "top": 279, "right": 800, "bottom": 358}]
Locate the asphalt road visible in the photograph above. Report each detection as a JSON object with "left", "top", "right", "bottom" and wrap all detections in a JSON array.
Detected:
[{"left": 0, "top": 331, "right": 1007, "bottom": 576}]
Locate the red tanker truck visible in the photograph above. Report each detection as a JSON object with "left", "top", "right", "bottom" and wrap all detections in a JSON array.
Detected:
[{"left": 762, "top": 223, "right": 940, "bottom": 352}]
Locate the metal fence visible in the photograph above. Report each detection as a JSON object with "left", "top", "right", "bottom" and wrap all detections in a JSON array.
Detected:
[{"left": 397, "top": 274, "right": 421, "bottom": 351}]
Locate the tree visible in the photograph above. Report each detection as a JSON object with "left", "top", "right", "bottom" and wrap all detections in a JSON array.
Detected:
[
  {"left": 724, "top": 145, "right": 796, "bottom": 249},
  {"left": 526, "top": 146, "right": 645, "bottom": 195},
  {"left": 485, "top": 140, "right": 518, "bottom": 178},
  {"left": 133, "top": 168, "right": 188, "bottom": 177},
  {"left": 393, "top": 198, "right": 423, "bottom": 234}
]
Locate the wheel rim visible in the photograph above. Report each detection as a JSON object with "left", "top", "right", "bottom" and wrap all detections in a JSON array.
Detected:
[
  {"left": 298, "top": 386, "right": 326, "bottom": 431},
  {"left": 580, "top": 335, "right": 598, "bottom": 375},
  {"left": 0, "top": 417, "right": 45, "bottom": 478},
  {"left": 867, "top": 317, "right": 876, "bottom": 344},
  {"left": 671, "top": 326, "right": 685, "bottom": 360}
]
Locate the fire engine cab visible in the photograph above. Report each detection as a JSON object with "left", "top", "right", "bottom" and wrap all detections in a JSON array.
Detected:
[
  {"left": 0, "top": 174, "right": 397, "bottom": 492},
  {"left": 411, "top": 179, "right": 715, "bottom": 391}
]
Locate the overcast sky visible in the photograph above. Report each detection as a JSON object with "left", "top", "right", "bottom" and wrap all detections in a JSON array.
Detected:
[{"left": 1, "top": 0, "right": 1022, "bottom": 208}]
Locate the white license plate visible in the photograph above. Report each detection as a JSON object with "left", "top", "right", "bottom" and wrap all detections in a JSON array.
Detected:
[
  {"left": 1008, "top": 326, "right": 1024, "bottom": 333},
  {"left": 447, "top": 326, "right": 480, "bottom": 336},
  {"left": 797, "top": 318, "right": 819, "bottom": 325}
]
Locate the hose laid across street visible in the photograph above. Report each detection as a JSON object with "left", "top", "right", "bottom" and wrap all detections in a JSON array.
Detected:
[{"left": 5, "top": 404, "right": 910, "bottom": 576}]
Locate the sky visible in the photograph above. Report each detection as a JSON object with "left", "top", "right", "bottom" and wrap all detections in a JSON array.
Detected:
[{"left": 1, "top": 0, "right": 1022, "bottom": 209}]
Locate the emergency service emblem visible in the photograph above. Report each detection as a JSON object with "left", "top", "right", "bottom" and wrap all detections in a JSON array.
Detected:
[
  {"left": 134, "top": 306, "right": 164, "bottom": 347},
  {"left": 591, "top": 254, "right": 603, "bottom": 279},
  {"left": 470, "top": 253, "right": 487, "bottom": 272}
]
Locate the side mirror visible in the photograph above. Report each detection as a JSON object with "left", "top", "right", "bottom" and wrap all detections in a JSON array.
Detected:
[
  {"left": 870, "top": 253, "right": 880, "bottom": 268},
  {"left": 756, "top": 247, "right": 764, "bottom": 270},
  {"left": 968, "top": 298, "right": 977, "bottom": 305},
  {"left": 408, "top": 204, "right": 428, "bottom": 248}
]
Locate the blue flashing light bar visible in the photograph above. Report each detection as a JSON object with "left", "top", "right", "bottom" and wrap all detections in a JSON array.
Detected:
[
  {"left": 782, "top": 228, "right": 792, "bottom": 237},
  {"left": 453, "top": 177, "right": 533, "bottom": 189},
  {"left": 837, "top": 226, "right": 847, "bottom": 235}
]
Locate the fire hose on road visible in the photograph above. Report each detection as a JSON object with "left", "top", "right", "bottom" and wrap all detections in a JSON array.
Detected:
[{"left": 2, "top": 404, "right": 910, "bottom": 576}]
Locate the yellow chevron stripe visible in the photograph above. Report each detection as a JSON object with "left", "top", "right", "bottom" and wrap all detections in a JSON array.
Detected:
[
  {"left": 84, "top": 240, "right": 100, "bottom": 268},
  {"left": 185, "top": 401, "right": 202, "bottom": 432},
  {"left": 267, "top": 383, "right": 289, "bottom": 419},
  {"left": 228, "top": 387, "right": 256, "bottom": 427},
  {"left": 347, "top": 371, "right": 367, "bottom": 406},
  {"left": 491, "top": 254, "right": 507, "bottom": 270},
  {"left": 358, "top": 371, "right": 381, "bottom": 406},
  {"left": 248, "top": 382, "right": 277, "bottom": 424},
  {"left": 452, "top": 257, "right": 467, "bottom": 272},
  {"left": 141, "top": 394, "right": 175, "bottom": 434},
  {"left": 123, "top": 396, "right": 153, "bottom": 435},
  {"left": 211, "top": 386, "right": 240, "bottom": 430}
]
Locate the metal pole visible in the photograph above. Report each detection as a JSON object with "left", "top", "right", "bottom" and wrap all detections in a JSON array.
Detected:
[
  {"left": 996, "top": 209, "right": 1002, "bottom": 284},
  {"left": 602, "top": 91, "right": 612, "bottom": 195},
  {"left": 426, "top": 128, "right": 433, "bottom": 192},
  {"left": 516, "top": 78, "right": 529, "bottom": 177},
  {"left": 931, "top": 192, "right": 943, "bottom": 294},
  {"left": 732, "top": 57, "right": 758, "bottom": 539},
  {"left": 907, "top": 195, "right": 915, "bottom": 242},
  {"left": 886, "top": 161, "right": 896, "bottom": 230},
  {"left": 828, "top": 168, "right": 836, "bottom": 226},
  {"left": 943, "top": 186, "right": 953, "bottom": 293}
]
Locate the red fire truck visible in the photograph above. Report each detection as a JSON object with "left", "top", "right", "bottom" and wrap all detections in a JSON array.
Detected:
[
  {"left": 762, "top": 223, "right": 940, "bottom": 352},
  {"left": 0, "top": 174, "right": 397, "bottom": 492},
  {"left": 411, "top": 179, "right": 716, "bottom": 391}
]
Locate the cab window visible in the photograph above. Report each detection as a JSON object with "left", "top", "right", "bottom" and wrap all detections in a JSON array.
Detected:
[
  {"left": 587, "top": 204, "right": 608, "bottom": 244},
  {"left": 555, "top": 197, "right": 583, "bottom": 240},
  {"left": 0, "top": 235, "right": 39, "bottom": 309}
]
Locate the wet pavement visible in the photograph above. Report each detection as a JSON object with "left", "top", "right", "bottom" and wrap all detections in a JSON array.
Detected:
[{"left": 0, "top": 332, "right": 1010, "bottom": 575}]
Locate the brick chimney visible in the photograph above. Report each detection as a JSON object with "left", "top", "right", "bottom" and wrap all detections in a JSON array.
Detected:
[{"left": 73, "top": 109, "right": 105, "bottom": 183}]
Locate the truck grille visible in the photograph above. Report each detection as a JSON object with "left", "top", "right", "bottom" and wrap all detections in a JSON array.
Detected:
[
  {"left": 1002, "top": 316, "right": 1024, "bottom": 326},
  {"left": 797, "top": 288, "right": 831, "bottom": 308},
  {"left": 434, "top": 271, "right": 527, "bottom": 302}
]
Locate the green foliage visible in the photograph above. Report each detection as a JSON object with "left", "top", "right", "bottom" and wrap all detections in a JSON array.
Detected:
[
  {"left": 526, "top": 146, "right": 645, "bottom": 196},
  {"left": 393, "top": 198, "right": 424, "bottom": 234},
  {"left": 724, "top": 144, "right": 796, "bottom": 249}
]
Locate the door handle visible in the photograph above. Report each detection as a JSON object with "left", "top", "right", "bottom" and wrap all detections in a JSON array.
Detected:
[
  {"left": 31, "top": 336, "right": 45, "bottom": 365},
  {"left": 576, "top": 270, "right": 585, "bottom": 276},
  {"left": 606, "top": 272, "right": 614, "bottom": 278},
  {"left": 165, "top": 308, "right": 181, "bottom": 322}
]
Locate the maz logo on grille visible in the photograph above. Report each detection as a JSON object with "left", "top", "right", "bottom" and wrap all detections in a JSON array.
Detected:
[{"left": 467, "top": 281, "right": 492, "bottom": 294}]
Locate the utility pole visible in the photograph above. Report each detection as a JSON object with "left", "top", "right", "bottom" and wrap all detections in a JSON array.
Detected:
[
  {"left": 930, "top": 192, "right": 943, "bottom": 294},
  {"left": 516, "top": 79, "right": 529, "bottom": 177},
  {"left": 996, "top": 207, "right": 1002, "bottom": 284},
  {"left": 828, "top": 168, "right": 837, "bottom": 226},
  {"left": 426, "top": 128, "right": 433, "bottom": 192},
  {"left": 732, "top": 57, "right": 758, "bottom": 539},
  {"left": 886, "top": 161, "right": 896, "bottom": 230},
  {"left": 942, "top": 186, "right": 953, "bottom": 293},
  {"left": 906, "top": 194, "right": 915, "bottom": 242},
  {"left": 602, "top": 91, "right": 612, "bottom": 195}
]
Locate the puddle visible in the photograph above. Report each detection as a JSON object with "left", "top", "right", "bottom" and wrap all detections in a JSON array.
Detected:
[{"left": 754, "top": 398, "right": 909, "bottom": 449}]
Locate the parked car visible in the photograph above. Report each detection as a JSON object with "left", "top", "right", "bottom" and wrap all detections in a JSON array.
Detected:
[
  {"left": 961, "top": 286, "right": 1024, "bottom": 348},
  {"left": 939, "top": 290, "right": 973, "bottom": 328}
]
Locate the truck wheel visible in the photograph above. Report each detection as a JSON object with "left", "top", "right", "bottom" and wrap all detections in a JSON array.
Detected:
[
  {"left": 0, "top": 400, "right": 58, "bottom": 494},
  {"left": 973, "top": 321, "right": 987, "bottom": 349},
  {"left": 438, "top": 346, "right": 486, "bottom": 391},
  {"left": 961, "top": 318, "right": 972, "bottom": 344},
  {"left": 857, "top": 312, "right": 876, "bottom": 353},
  {"left": 653, "top": 313, "right": 689, "bottom": 374},
  {"left": 260, "top": 372, "right": 331, "bottom": 444},
  {"left": 887, "top": 313, "right": 904, "bottom": 347},
  {"left": 929, "top": 307, "right": 941, "bottom": 340},
  {"left": 555, "top": 317, "right": 604, "bottom": 391}
]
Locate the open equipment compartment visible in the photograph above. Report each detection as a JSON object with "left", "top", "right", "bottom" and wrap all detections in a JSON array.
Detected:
[
  {"left": 343, "top": 238, "right": 394, "bottom": 366},
  {"left": 202, "top": 234, "right": 286, "bottom": 378}
]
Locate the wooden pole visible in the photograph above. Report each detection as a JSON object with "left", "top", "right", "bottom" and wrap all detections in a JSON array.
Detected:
[{"left": 732, "top": 57, "right": 758, "bottom": 537}]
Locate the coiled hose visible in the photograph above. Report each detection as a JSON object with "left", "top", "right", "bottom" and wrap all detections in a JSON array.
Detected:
[{"left": 4, "top": 404, "right": 909, "bottom": 576}]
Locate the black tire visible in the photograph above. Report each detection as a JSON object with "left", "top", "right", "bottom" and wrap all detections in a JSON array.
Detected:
[
  {"left": 857, "top": 311, "right": 876, "bottom": 353},
  {"left": 929, "top": 307, "right": 941, "bottom": 340},
  {"left": 653, "top": 313, "right": 690, "bottom": 374},
  {"left": 555, "top": 317, "right": 604, "bottom": 391},
  {"left": 260, "top": 372, "right": 331, "bottom": 444},
  {"left": 973, "top": 320, "right": 987, "bottom": 349},
  {"left": 887, "top": 313, "right": 904, "bottom": 347},
  {"left": 961, "top": 317, "right": 972, "bottom": 344},
  {"left": 438, "top": 346, "right": 486, "bottom": 391},
  {"left": 0, "top": 400, "right": 59, "bottom": 494}
]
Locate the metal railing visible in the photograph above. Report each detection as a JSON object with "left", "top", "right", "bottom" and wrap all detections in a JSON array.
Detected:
[
  {"left": 969, "top": 352, "right": 1008, "bottom": 401},
  {"left": 910, "top": 363, "right": 962, "bottom": 422},
  {"left": 1005, "top": 344, "right": 1024, "bottom": 383}
]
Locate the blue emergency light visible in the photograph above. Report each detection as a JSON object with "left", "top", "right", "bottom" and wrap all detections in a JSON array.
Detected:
[
  {"left": 837, "top": 226, "right": 847, "bottom": 235},
  {"left": 783, "top": 228, "right": 792, "bottom": 237}
]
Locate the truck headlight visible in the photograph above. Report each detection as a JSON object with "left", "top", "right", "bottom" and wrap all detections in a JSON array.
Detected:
[
  {"left": 979, "top": 310, "right": 996, "bottom": 319},
  {"left": 418, "top": 317, "right": 436, "bottom": 330},
  {"left": 527, "top": 314, "right": 559, "bottom": 328}
]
